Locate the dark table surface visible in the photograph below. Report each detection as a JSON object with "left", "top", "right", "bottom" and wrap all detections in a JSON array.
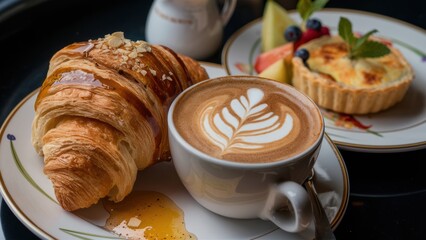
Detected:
[{"left": 0, "top": 0, "right": 425, "bottom": 239}]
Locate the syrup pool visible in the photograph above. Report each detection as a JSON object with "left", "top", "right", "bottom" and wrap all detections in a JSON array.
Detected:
[{"left": 103, "top": 191, "right": 196, "bottom": 240}]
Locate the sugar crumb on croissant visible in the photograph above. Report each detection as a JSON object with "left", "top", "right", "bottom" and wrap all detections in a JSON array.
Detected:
[{"left": 32, "top": 32, "right": 208, "bottom": 211}]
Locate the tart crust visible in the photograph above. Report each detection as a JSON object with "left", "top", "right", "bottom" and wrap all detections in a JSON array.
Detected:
[{"left": 292, "top": 39, "right": 414, "bottom": 114}]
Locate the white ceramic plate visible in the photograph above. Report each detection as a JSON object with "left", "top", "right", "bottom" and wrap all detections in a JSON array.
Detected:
[
  {"left": 222, "top": 9, "right": 426, "bottom": 153},
  {"left": 0, "top": 63, "right": 348, "bottom": 240}
]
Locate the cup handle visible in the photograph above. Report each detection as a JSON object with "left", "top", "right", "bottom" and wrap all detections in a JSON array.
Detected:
[
  {"left": 220, "top": 0, "right": 237, "bottom": 26},
  {"left": 260, "top": 181, "right": 312, "bottom": 233}
]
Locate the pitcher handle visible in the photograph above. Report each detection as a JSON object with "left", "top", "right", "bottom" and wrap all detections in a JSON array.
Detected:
[{"left": 221, "top": 0, "right": 237, "bottom": 26}]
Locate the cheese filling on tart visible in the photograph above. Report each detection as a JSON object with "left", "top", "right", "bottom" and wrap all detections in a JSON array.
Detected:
[{"left": 301, "top": 36, "right": 410, "bottom": 88}]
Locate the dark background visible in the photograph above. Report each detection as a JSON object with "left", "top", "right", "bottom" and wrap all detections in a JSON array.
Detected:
[{"left": 0, "top": 0, "right": 425, "bottom": 239}]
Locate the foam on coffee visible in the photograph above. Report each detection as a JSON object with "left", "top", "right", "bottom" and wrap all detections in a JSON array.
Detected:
[{"left": 173, "top": 77, "right": 323, "bottom": 163}]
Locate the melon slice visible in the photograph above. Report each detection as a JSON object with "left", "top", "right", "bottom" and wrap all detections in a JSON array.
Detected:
[
  {"left": 261, "top": 0, "right": 296, "bottom": 52},
  {"left": 259, "top": 54, "right": 293, "bottom": 84}
]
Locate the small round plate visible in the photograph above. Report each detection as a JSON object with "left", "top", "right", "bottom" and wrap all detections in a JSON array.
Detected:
[{"left": 222, "top": 9, "right": 426, "bottom": 153}]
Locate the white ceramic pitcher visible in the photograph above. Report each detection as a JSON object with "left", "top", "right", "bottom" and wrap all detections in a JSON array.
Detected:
[{"left": 145, "top": 0, "right": 237, "bottom": 59}]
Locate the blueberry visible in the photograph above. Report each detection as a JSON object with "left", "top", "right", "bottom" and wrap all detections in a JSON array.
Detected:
[
  {"left": 295, "top": 48, "right": 310, "bottom": 62},
  {"left": 284, "top": 26, "right": 302, "bottom": 42},
  {"left": 306, "top": 18, "right": 322, "bottom": 31}
]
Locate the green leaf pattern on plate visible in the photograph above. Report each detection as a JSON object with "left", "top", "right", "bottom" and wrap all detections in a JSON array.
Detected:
[
  {"left": 60, "top": 228, "right": 124, "bottom": 240},
  {"left": 8, "top": 134, "right": 57, "bottom": 204},
  {"left": 7, "top": 134, "right": 118, "bottom": 239}
]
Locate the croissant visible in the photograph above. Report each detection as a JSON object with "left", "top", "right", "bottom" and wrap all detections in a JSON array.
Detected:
[{"left": 32, "top": 32, "right": 208, "bottom": 211}]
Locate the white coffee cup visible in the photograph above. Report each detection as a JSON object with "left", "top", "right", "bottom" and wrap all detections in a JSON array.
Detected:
[
  {"left": 145, "top": 0, "right": 237, "bottom": 59},
  {"left": 168, "top": 76, "right": 324, "bottom": 233}
]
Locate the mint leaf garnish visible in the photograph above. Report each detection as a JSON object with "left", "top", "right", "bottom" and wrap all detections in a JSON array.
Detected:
[
  {"left": 352, "top": 41, "right": 392, "bottom": 58},
  {"left": 338, "top": 17, "right": 390, "bottom": 59},
  {"left": 297, "top": 0, "right": 329, "bottom": 22},
  {"left": 338, "top": 17, "right": 355, "bottom": 46}
]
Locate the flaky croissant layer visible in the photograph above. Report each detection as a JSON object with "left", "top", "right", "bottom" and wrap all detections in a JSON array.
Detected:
[{"left": 32, "top": 32, "right": 208, "bottom": 211}]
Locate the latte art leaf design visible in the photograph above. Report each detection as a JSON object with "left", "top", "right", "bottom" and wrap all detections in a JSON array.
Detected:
[{"left": 202, "top": 88, "right": 294, "bottom": 154}]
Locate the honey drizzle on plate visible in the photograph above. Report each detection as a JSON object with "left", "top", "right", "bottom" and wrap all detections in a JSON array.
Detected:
[{"left": 103, "top": 191, "right": 196, "bottom": 240}]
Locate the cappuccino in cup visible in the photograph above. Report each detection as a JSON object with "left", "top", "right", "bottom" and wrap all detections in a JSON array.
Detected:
[
  {"left": 168, "top": 76, "right": 324, "bottom": 233},
  {"left": 173, "top": 77, "right": 323, "bottom": 163}
]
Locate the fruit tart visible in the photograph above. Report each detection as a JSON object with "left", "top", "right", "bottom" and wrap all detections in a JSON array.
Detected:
[{"left": 292, "top": 18, "right": 414, "bottom": 114}]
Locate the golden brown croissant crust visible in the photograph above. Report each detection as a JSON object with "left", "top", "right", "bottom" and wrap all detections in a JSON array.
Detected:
[{"left": 32, "top": 32, "right": 208, "bottom": 211}]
